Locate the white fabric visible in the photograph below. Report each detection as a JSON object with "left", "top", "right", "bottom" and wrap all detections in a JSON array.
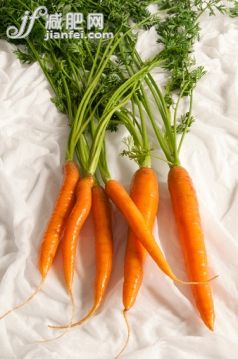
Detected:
[{"left": 0, "top": 13, "right": 238, "bottom": 359}]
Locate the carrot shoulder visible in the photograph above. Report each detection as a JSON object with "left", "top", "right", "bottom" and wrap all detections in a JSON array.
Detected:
[
  {"left": 39, "top": 161, "right": 80, "bottom": 279},
  {"left": 123, "top": 167, "right": 159, "bottom": 310},
  {"left": 168, "top": 165, "right": 215, "bottom": 330}
]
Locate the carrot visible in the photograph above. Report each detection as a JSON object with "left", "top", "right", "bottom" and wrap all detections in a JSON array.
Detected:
[
  {"left": 50, "top": 184, "right": 113, "bottom": 330},
  {"left": 62, "top": 175, "right": 94, "bottom": 293},
  {"left": 39, "top": 161, "right": 80, "bottom": 279},
  {"left": 82, "top": 184, "right": 113, "bottom": 319},
  {"left": 123, "top": 167, "right": 159, "bottom": 310},
  {"left": 105, "top": 178, "right": 184, "bottom": 283},
  {"left": 115, "top": 168, "right": 159, "bottom": 358},
  {"left": 0, "top": 161, "right": 79, "bottom": 321},
  {"left": 105, "top": 178, "right": 216, "bottom": 286},
  {"left": 168, "top": 165, "right": 215, "bottom": 330}
]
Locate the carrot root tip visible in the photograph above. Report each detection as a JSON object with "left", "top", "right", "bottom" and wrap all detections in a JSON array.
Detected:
[
  {"left": 35, "top": 291, "right": 75, "bottom": 344},
  {"left": 114, "top": 309, "right": 131, "bottom": 359},
  {"left": 0, "top": 279, "right": 44, "bottom": 321},
  {"left": 175, "top": 274, "right": 219, "bottom": 286}
]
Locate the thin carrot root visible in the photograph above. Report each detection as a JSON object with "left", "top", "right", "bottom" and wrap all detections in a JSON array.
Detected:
[
  {"left": 48, "top": 305, "right": 98, "bottom": 330},
  {"left": 34, "top": 327, "right": 68, "bottom": 344},
  {"left": 114, "top": 309, "right": 131, "bottom": 359},
  {"left": 0, "top": 279, "right": 45, "bottom": 321},
  {"left": 34, "top": 291, "right": 75, "bottom": 344},
  {"left": 173, "top": 274, "right": 219, "bottom": 286}
]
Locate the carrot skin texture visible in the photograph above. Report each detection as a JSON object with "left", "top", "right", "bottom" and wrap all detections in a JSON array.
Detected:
[
  {"left": 105, "top": 179, "right": 177, "bottom": 281},
  {"left": 91, "top": 185, "right": 113, "bottom": 312},
  {"left": 123, "top": 168, "right": 159, "bottom": 310},
  {"left": 39, "top": 161, "right": 80, "bottom": 279},
  {"left": 168, "top": 165, "right": 214, "bottom": 330},
  {"left": 62, "top": 176, "right": 94, "bottom": 292}
]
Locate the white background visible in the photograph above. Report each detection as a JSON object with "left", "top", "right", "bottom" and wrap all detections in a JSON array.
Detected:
[{"left": 0, "top": 12, "right": 238, "bottom": 359}]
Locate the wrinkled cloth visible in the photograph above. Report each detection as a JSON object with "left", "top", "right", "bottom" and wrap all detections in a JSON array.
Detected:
[{"left": 0, "top": 13, "right": 238, "bottom": 359}]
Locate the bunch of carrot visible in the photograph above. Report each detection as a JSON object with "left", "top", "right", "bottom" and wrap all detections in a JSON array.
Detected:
[
  {"left": 114, "top": 43, "right": 216, "bottom": 333},
  {"left": 0, "top": 1, "right": 225, "bottom": 356},
  {"left": 0, "top": 40, "right": 215, "bottom": 334}
]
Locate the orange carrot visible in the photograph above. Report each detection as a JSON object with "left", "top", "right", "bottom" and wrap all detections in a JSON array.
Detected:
[
  {"left": 62, "top": 175, "right": 94, "bottom": 293},
  {"left": 0, "top": 161, "right": 80, "bottom": 321},
  {"left": 115, "top": 168, "right": 159, "bottom": 358},
  {"left": 123, "top": 167, "right": 159, "bottom": 310},
  {"left": 105, "top": 178, "right": 184, "bottom": 283},
  {"left": 105, "top": 179, "right": 215, "bottom": 286},
  {"left": 89, "top": 185, "right": 113, "bottom": 317},
  {"left": 50, "top": 184, "right": 113, "bottom": 330},
  {"left": 168, "top": 165, "right": 215, "bottom": 330},
  {"left": 39, "top": 160, "right": 80, "bottom": 279}
]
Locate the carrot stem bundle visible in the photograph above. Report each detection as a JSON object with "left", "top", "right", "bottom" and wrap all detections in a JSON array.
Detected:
[{"left": 168, "top": 165, "right": 215, "bottom": 330}]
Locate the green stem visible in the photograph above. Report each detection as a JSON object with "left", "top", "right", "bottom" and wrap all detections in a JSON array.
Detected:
[
  {"left": 133, "top": 92, "right": 151, "bottom": 167},
  {"left": 68, "top": 33, "right": 122, "bottom": 157},
  {"left": 26, "top": 40, "right": 58, "bottom": 96},
  {"left": 86, "top": 36, "right": 103, "bottom": 85},
  {"left": 62, "top": 76, "right": 73, "bottom": 124},
  {"left": 139, "top": 85, "right": 172, "bottom": 162},
  {"left": 173, "top": 81, "right": 190, "bottom": 162},
  {"left": 116, "top": 110, "right": 143, "bottom": 148},
  {"left": 90, "top": 115, "right": 111, "bottom": 182},
  {"left": 178, "top": 90, "right": 194, "bottom": 154},
  {"left": 76, "top": 135, "right": 90, "bottom": 173},
  {"left": 88, "top": 83, "right": 140, "bottom": 175}
]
